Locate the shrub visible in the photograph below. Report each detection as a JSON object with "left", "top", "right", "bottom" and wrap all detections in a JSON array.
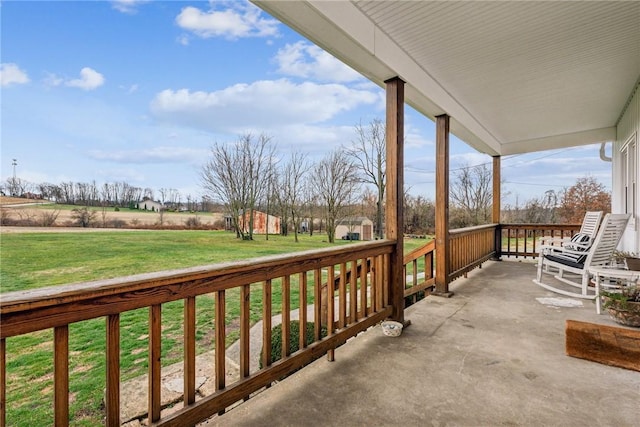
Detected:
[
  {"left": 260, "top": 321, "right": 327, "bottom": 369},
  {"left": 185, "top": 216, "right": 202, "bottom": 229},
  {"left": 39, "top": 209, "right": 60, "bottom": 226}
]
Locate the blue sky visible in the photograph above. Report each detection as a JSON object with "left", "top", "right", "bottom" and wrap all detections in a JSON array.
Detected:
[{"left": 1, "top": 0, "right": 612, "bottom": 207}]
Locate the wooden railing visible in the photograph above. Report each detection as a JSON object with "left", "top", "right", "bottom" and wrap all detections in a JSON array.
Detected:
[
  {"left": 403, "top": 240, "right": 435, "bottom": 304},
  {"left": 499, "top": 223, "right": 581, "bottom": 258},
  {"left": 449, "top": 224, "right": 498, "bottom": 281},
  {"left": 0, "top": 240, "right": 395, "bottom": 427}
]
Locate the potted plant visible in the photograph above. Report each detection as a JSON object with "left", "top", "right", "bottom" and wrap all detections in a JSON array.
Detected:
[
  {"left": 601, "top": 285, "right": 640, "bottom": 327},
  {"left": 612, "top": 250, "right": 640, "bottom": 271}
]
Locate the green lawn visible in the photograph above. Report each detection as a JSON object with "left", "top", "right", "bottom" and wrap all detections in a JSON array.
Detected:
[{"left": 1, "top": 230, "right": 429, "bottom": 426}]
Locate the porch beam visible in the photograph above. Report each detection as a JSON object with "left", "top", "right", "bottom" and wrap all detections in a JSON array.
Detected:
[
  {"left": 434, "top": 114, "right": 453, "bottom": 296},
  {"left": 385, "top": 76, "right": 406, "bottom": 324},
  {"left": 493, "top": 156, "right": 502, "bottom": 259}
]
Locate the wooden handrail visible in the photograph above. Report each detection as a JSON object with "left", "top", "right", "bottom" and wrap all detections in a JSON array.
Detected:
[
  {"left": 449, "top": 224, "right": 497, "bottom": 281},
  {"left": 403, "top": 240, "right": 435, "bottom": 303},
  {"left": 1, "top": 240, "right": 396, "bottom": 426},
  {"left": 499, "top": 223, "right": 581, "bottom": 258}
]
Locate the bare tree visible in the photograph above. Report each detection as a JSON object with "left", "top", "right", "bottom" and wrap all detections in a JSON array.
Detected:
[
  {"left": 313, "top": 149, "right": 361, "bottom": 243},
  {"left": 280, "top": 151, "right": 309, "bottom": 242},
  {"left": 71, "top": 207, "right": 96, "bottom": 228},
  {"left": 345, "top": 118, "right": 386, "bottom": 238},
  {"left": 450, "top": 163, "right": 493, "bottom": 227},
  {"left": 405, "top": 194, "right": 435, "bottom": 235},
  {"left": 201, "top": 132, "right": 276, "bottom": 240}
]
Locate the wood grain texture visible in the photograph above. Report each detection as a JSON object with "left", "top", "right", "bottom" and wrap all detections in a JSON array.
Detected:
[
  {"left": 106, "top": 314, "right": 120, "bottom": 427},
  {"left": 566, "top": 320, "right": 640, "bottom": 372},
  {"left": 184, "top": 297, "right": 196, "bottom": 406},
  {"left": 435, "top": 114, "right": 450, "bottom": 294},
  {"left": 54, "top": 325, "right": 69, "bottom": 427},
  {"left": 385, "top": 76, "right": 405, "bottom": 323},
  {"left": 149, "top": 305, "right": 161, "bottom": 423},
  {"left": 0, "top": 339, "right": 5, "bottom": 427}
]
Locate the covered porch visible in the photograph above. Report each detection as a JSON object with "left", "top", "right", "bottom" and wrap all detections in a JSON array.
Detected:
[
  {"left": 1, "top": 2, "right": 638, "bottom": 426},
  {"left": 210, "top": 259, "right": 639, "bottom": 427}
]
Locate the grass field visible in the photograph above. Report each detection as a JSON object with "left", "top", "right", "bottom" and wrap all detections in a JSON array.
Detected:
[{"left": 1, "top": 229, "right": 428, "bottom": 425}]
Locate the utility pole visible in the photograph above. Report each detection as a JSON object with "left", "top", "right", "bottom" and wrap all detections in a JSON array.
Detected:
[{"left": 11, "top": 158, "right": 17, "bottom": 196}]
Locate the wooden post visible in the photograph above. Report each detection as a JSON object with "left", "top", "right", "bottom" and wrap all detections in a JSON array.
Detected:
[
  {"left": 385, "top": 77, "right": 406, "bottom": 324},
  {"left": 434, "top": 114, "right": 453, "bottom": 297},
  {"left": 493, "top": 156, "right": 502, "bottom": 259}
]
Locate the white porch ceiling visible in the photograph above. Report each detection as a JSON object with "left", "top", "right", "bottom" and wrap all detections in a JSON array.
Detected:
[{"left": 254, "top": 1, "right": 640, "bottom": 156}]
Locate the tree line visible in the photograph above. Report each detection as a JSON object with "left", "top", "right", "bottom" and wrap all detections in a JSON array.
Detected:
[{"left": 3, "top": 118, "right": 611, "bottom": 236}]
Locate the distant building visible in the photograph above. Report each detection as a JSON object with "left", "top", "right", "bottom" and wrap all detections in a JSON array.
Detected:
[
  {"left": 335, "top": 217, "right": 374, "bottom": 241},
  {"left": 225, "top": 210, "right": 281, "bottom": 234},
  {"left": 137, "top": 200, "right": 163, "bottom": 212}
]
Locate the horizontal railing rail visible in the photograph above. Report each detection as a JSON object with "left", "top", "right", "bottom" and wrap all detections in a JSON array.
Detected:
[
  {"left": 499, "top": 223, "right": 581, "bottom": 258},
  {"left": 1, "top": 240, "right": 395, "bottom": 427},
  {"left": 449, "top": 224, "right": 498, "bottom": 281}
]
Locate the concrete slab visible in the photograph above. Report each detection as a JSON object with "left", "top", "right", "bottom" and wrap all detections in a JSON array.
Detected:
[{"left": 202, "top": 260, "right": 640, "bottom": 427}]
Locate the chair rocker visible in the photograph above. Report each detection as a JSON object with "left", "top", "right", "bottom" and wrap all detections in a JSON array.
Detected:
[{"left": 533, "top": 213, "right": 631, "bottom": 299}]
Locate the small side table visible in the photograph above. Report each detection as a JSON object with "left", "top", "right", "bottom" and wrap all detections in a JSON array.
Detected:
[{"left": 588, "top": 266, "right": 640, "bottom": 314}]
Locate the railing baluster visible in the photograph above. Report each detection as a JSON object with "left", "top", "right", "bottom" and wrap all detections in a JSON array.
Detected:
[
  {"left": 382, "top": 254, "right": 389, "bottom": 307},
  {"left": 360, "top": 258, "right": 368, "bottom": 318},
  {"left": 349, "top": 261, "right": 357, "bottom": 325},
  {"left": 215, "top": 290, "right": 226, "bottom": 392},
  {"left": 149, "top": 305, "right": 161, "bottom": 423},
  {"left": 326, "top": 266, "right": 335, "bottom": 362},
  {"left": 54, "top": 325, "right": 69, "bottom": 427},
  {"left": 240, "top": 285, "right": 250, "bottom": 378},
  {"left": 1, "top": 338, "right": 5, "bottom": 427},
  {"left": 281, "top": 276, "right": 291, "bottom": 358},
  {"left": 215, "top": 290, "right": 226, "bottom": 415},
  {"left": 106, "top": 314, "right": 120, "bottom": 427},
  {"left": 313, "top": 270, "right": 322, "bottom": 341},
  {"left": 262, "top": 280, "right": 272, "bottom": 369},
  {"left": 376, "top": 256, "right": 384, "bottom": 310},
  {"left": 184, "top": 297, "right": 196, "bottom": 406},
  {"left": 370, "top": 257, "right": 377, "bottom": 313},
  {"left": 299, "top": 272, "right": 307, "bottom": 349},
  {"left": 339, "top": 262, "right": 347, "bottom": 329}
]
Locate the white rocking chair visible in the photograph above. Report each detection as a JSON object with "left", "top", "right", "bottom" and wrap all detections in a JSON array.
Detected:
[
  {"left": 538, "top": 210, "right": 603, "bottom": 254},
  {"left": 533, "top": 213, "right": 631, "bottom": 299}
]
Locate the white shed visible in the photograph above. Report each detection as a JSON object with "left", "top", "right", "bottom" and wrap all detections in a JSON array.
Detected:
[{"left": 335, "top": 217, "right": 374, "bottom": 241}]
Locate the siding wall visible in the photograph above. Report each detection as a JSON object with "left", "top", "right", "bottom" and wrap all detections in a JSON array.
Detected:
[{"left": 614, "top": 83, "right": 639, "bottom": 251}]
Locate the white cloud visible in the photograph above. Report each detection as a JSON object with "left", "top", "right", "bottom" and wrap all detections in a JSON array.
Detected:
[
  {"left": 175, "top": 2, "right": 279, "bottom": 40},
  {"left": 66, "top": 67, "right": 105, "bottom": 91},
  {"left": 274, "top": 41, "right": 362, "bottom": 83},
  {"left": 1, "top": 63, "right": 30, "bottom": 87},
  {"left": 111, "top": 0, "right": 149, "bottom": 14},
  {"left": 150, "top": 79, "right": 378, "bottom": 133}
]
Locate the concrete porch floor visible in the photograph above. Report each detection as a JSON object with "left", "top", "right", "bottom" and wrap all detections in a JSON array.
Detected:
[{"left": 205, "top": 259, "right": 639, "bottom": 427}]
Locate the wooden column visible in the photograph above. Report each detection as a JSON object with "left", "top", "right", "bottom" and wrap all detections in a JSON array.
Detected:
[
  {"left": 492, "top": 156, "right": 502, "bottom": 259},
  {"left": 434, "top": 114, "right": 453, "bottom": 297},
  {"left": 385, "top": 77, "right": 406, "bottom": 324}
]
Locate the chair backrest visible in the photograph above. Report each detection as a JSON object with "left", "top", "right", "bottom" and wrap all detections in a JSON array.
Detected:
[
  {"left": 579, "top": 211, "right": 604, "bottom": 238},
  {"left": 585, "top": 213, "right": 631, "bottom": 268}
]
